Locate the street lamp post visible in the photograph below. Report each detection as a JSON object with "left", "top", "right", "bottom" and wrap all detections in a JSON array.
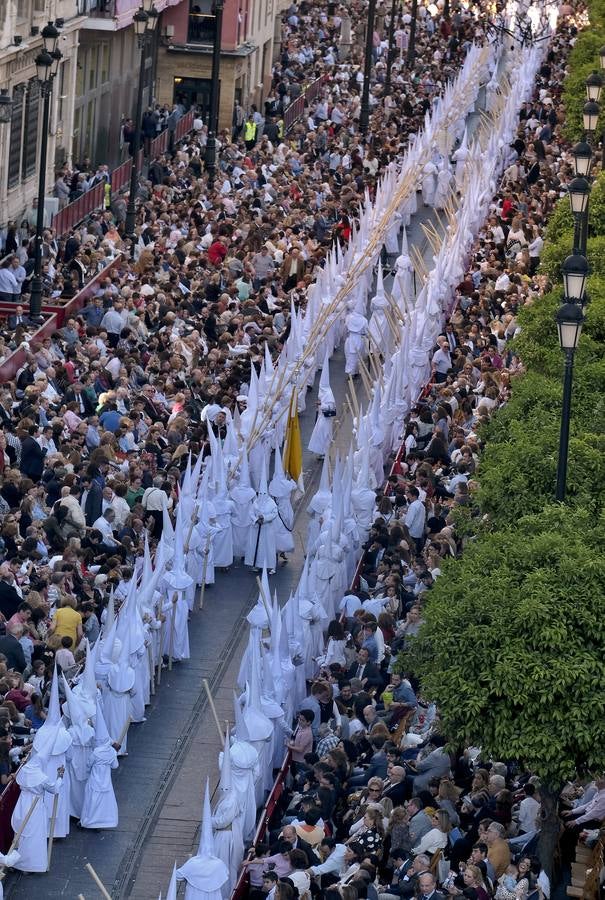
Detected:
[
  {"left": 554, "top": 58, "right": 601, "bottom": 502},
  {"left": 29, "top": 22, "right": 62, "bottom": 322},
  {"left": 205, "top": 0, "right": 225, "bottom": 189},
  {"left": 555, "top": 300, "right": 585, "bottom": 501},
  {"left": 383, "top": 0, "right": 397, "bottom": 98},
  {"left": 359, "top": 0, "right": 377, "bottom": 132},
  {"left": 124, "top": 3, "right": 158, "bottom": 242}
]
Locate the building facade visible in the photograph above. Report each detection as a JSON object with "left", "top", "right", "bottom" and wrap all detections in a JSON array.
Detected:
[
  {"left": 0, "top": 0, "right": 287, "bottom": 228},
  {"left": 74, "top": 0, "right": 182, "bottom": 169},
  {"left": 0, "top": 0, "right": 83, "bottom": 228},
  {"left": 157, "top": 0, "right": 286, "bottom": 134}
]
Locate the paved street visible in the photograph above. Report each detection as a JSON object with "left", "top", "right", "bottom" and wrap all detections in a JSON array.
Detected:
[{"left": 3, "top": 153, "right": 472, "bottom": 897}]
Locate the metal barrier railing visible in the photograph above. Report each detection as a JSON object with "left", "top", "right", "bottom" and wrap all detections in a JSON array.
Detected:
[
  {"left": 231, "top": 751, "right": 292, "bottom": 900},
  {"left": 50, "top": 183, "right": 106, "bottom": 237},
  {"left": 52, "top": 114, "right": 196, "bottom": 241},
  {"left": 283, "top": 74, "right": 329, "bottom": 132},
  {"left": 175, "top": 109, "right": 195, "bottom": 141}
]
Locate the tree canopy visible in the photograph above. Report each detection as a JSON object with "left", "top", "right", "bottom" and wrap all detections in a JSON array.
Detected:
[{"left": 403, "top": 507, "right": 605, "bottom": 786}]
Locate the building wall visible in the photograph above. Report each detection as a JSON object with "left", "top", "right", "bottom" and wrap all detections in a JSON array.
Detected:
[
  {"left": 0, "top": 0, "right": 84, "bottom": 228},
  {"left": 156, "top": 47, "right": 241, "bottom": 132},
  {"left": 158, "top": 0, "right": 289, "bottom": 131},
  {"left": 74, "top": 28, "right": 155, "bottom": 168}
]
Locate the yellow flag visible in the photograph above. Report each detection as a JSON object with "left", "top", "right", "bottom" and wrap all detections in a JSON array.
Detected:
[{"left": 283, "top": 388, "right": 304, "bottom": 492}]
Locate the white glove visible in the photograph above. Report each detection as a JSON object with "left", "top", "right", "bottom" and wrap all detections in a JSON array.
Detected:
[{"left": 1, "top": 849, "right": 20, "bottom": 867}]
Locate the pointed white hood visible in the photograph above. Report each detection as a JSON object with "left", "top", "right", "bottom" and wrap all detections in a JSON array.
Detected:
[
  {"left": 317, "top": 346, "right": 335, "bottom": 408},
  {"left": 165, "top": 499, "right": 194, "bottom": 591},
  {"left": 307, "top": 453, "right": 331, "bottom": 515},
  {"left": 269, "top": 442, "right": 295, "bottom": 499},
  {"left": 93, "top": 696, "right": 112, "bottom": 747},
  {"left": 177, "top": 779, "right": 229, "bottom": 891},
  {"left": 164, "top": 863, "right": 178, "bottom": 900},
  {"left": 73, "top": 638, "right": 99, "bottom": 719},
  {"left": 62, "top": 675, "right": 94, "bottom": 745},
  {"left": 257, "top": 453, "right": 268, "bottom": 496},
  {"left": 33, "top": 664, "right": 72, "bottom": 758},
  {"left": 242, "top": 635, "right": 273, "bottom": 740}
]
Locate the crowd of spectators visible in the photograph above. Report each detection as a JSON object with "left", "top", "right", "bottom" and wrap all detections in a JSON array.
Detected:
[
  {"left": 0, "top": 0, "right": 488, "bottom": 799},
  {"left": 0, "top": 0, "right": 600, "bottom": 891},
  {"left": 231, "top": 5, "right": 605, "bottom": 900}
]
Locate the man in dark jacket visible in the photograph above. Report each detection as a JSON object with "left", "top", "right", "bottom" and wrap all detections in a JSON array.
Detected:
[
  {"left": 64, "top": 383, "right": 96, "bottom": 417},
  {"left": 345, "top": 648, "right": 383, "bottom": 690},
  {"left": 19, "top": 426, "right": 46, "bottom": 481},
  {"left": 0, "top": 567, "right": 21, "bottom": 620},
  {"left": 0, "top": 624, "right": 26, "bottom": 673},
  {"left": 83, "top": 475, "right": 103, "bottom": 527},
  {"left": 0, "top": 625, "right": 26, "bottom": 673},
  {"left": 383, "top": 850, "right": 431, "bottom": 897}
]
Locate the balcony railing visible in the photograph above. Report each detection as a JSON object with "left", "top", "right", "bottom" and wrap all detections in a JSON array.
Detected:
[
  {"left": 77, "top": 0, "right": 116, "bottom": 16},
  {"left": 187, "top": 12, "right": 217, "bottom": 43}
]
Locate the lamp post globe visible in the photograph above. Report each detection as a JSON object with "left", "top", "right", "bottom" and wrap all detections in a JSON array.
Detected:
[
  {"left": 571, "top": 140, "right": 593, "bottom": 177},
  {"left": 582, "top": 99, "right": 600, "bottom": 133},
  {"left": 561, "top": 254, "right": 589, "bottom": 304},
  {"left": 585, "top": 71, "right": 603, "bottom": 102},
  {"left": 567, "top": 175, "right": 591, "bottom": 215},
  {"left": 556, "top": 301, "right": 585, "bottom": 351},
  {"left": 41, "top": 21, "right": 60, "bottom": 52}
]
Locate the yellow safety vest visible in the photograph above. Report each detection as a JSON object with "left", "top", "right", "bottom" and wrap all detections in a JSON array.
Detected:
[
  {"left": 277, "top": 119, "right": 284, "bottom": 138},
  {"left": 244, "top": 121, "right": 256, "bottom": 141}
]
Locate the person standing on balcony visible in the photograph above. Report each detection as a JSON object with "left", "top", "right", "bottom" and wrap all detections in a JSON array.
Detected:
[{"left": 54, "top": 173, "right": 71, "bottom": 209}]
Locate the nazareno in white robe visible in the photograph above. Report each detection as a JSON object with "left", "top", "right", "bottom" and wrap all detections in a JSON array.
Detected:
[
  {"left": 229, "top": 484, "right": 256, "bottom": 558},
  {"left": 272, "top": 492, "right": 295, "bottom": 553},
  {"left": 11, "top": 762, "right": 62, "bottom": 873},
  {"left": 421, "top": 161, "right": 438, "bottom": 205},
  {"left": 104, "top": 660, "right": 135, "bottom": 756},
  {"left": 176, "top": 854, "right": 229, "bottom": 900},
  {"left": 212, "top": 496, "right": 235, "bottom": 568},
  {"left": 161, "top": 589, "right": 190, "bottom": 661},
  {"left": 244, "top": 494, "right": 278, "bottom": 571},
  {"left": 80, "top": 743, "right": 119, "bottom": 829},
  {"left": 67, "top": 721, "right": 94, "bottom": 820},
  {"left": 212, "top": 790, "right": 244, "bottom": 897}
]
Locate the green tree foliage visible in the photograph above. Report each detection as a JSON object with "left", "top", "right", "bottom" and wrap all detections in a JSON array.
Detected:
[
  {"left": 561, "top": 0, "right": 605, "bottom": 141},
  {"left": 403, "top": 507, "right": 605, "bottom": 785}
]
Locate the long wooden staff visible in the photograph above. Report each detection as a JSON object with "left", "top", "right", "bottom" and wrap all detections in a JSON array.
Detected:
[
  {"left": 47, "top": 793, "right": 59, "bottom": 868},
  {"left": 85, "top": 863, "right": 113, "bottom": 900},
  {"left": 198, "top": 531, "right": 212, "bottom": 611},
  {"left": 203, "top": 679, "right": 224, "bottom": 742},
  {"left": 156, "top": 598, "right": 165, "bottom": 687},
  {"left": 0, "top": 793, "right": 42, "bottom": 880},
  {"left": 117, "top": 716, "right": 132, "bottom": 752},
  {"left": 148, "top": 641, "right": 155, "bottom": 696},
  {"left": 168, "top": 591, "right": 178, "bottom": 670}
]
